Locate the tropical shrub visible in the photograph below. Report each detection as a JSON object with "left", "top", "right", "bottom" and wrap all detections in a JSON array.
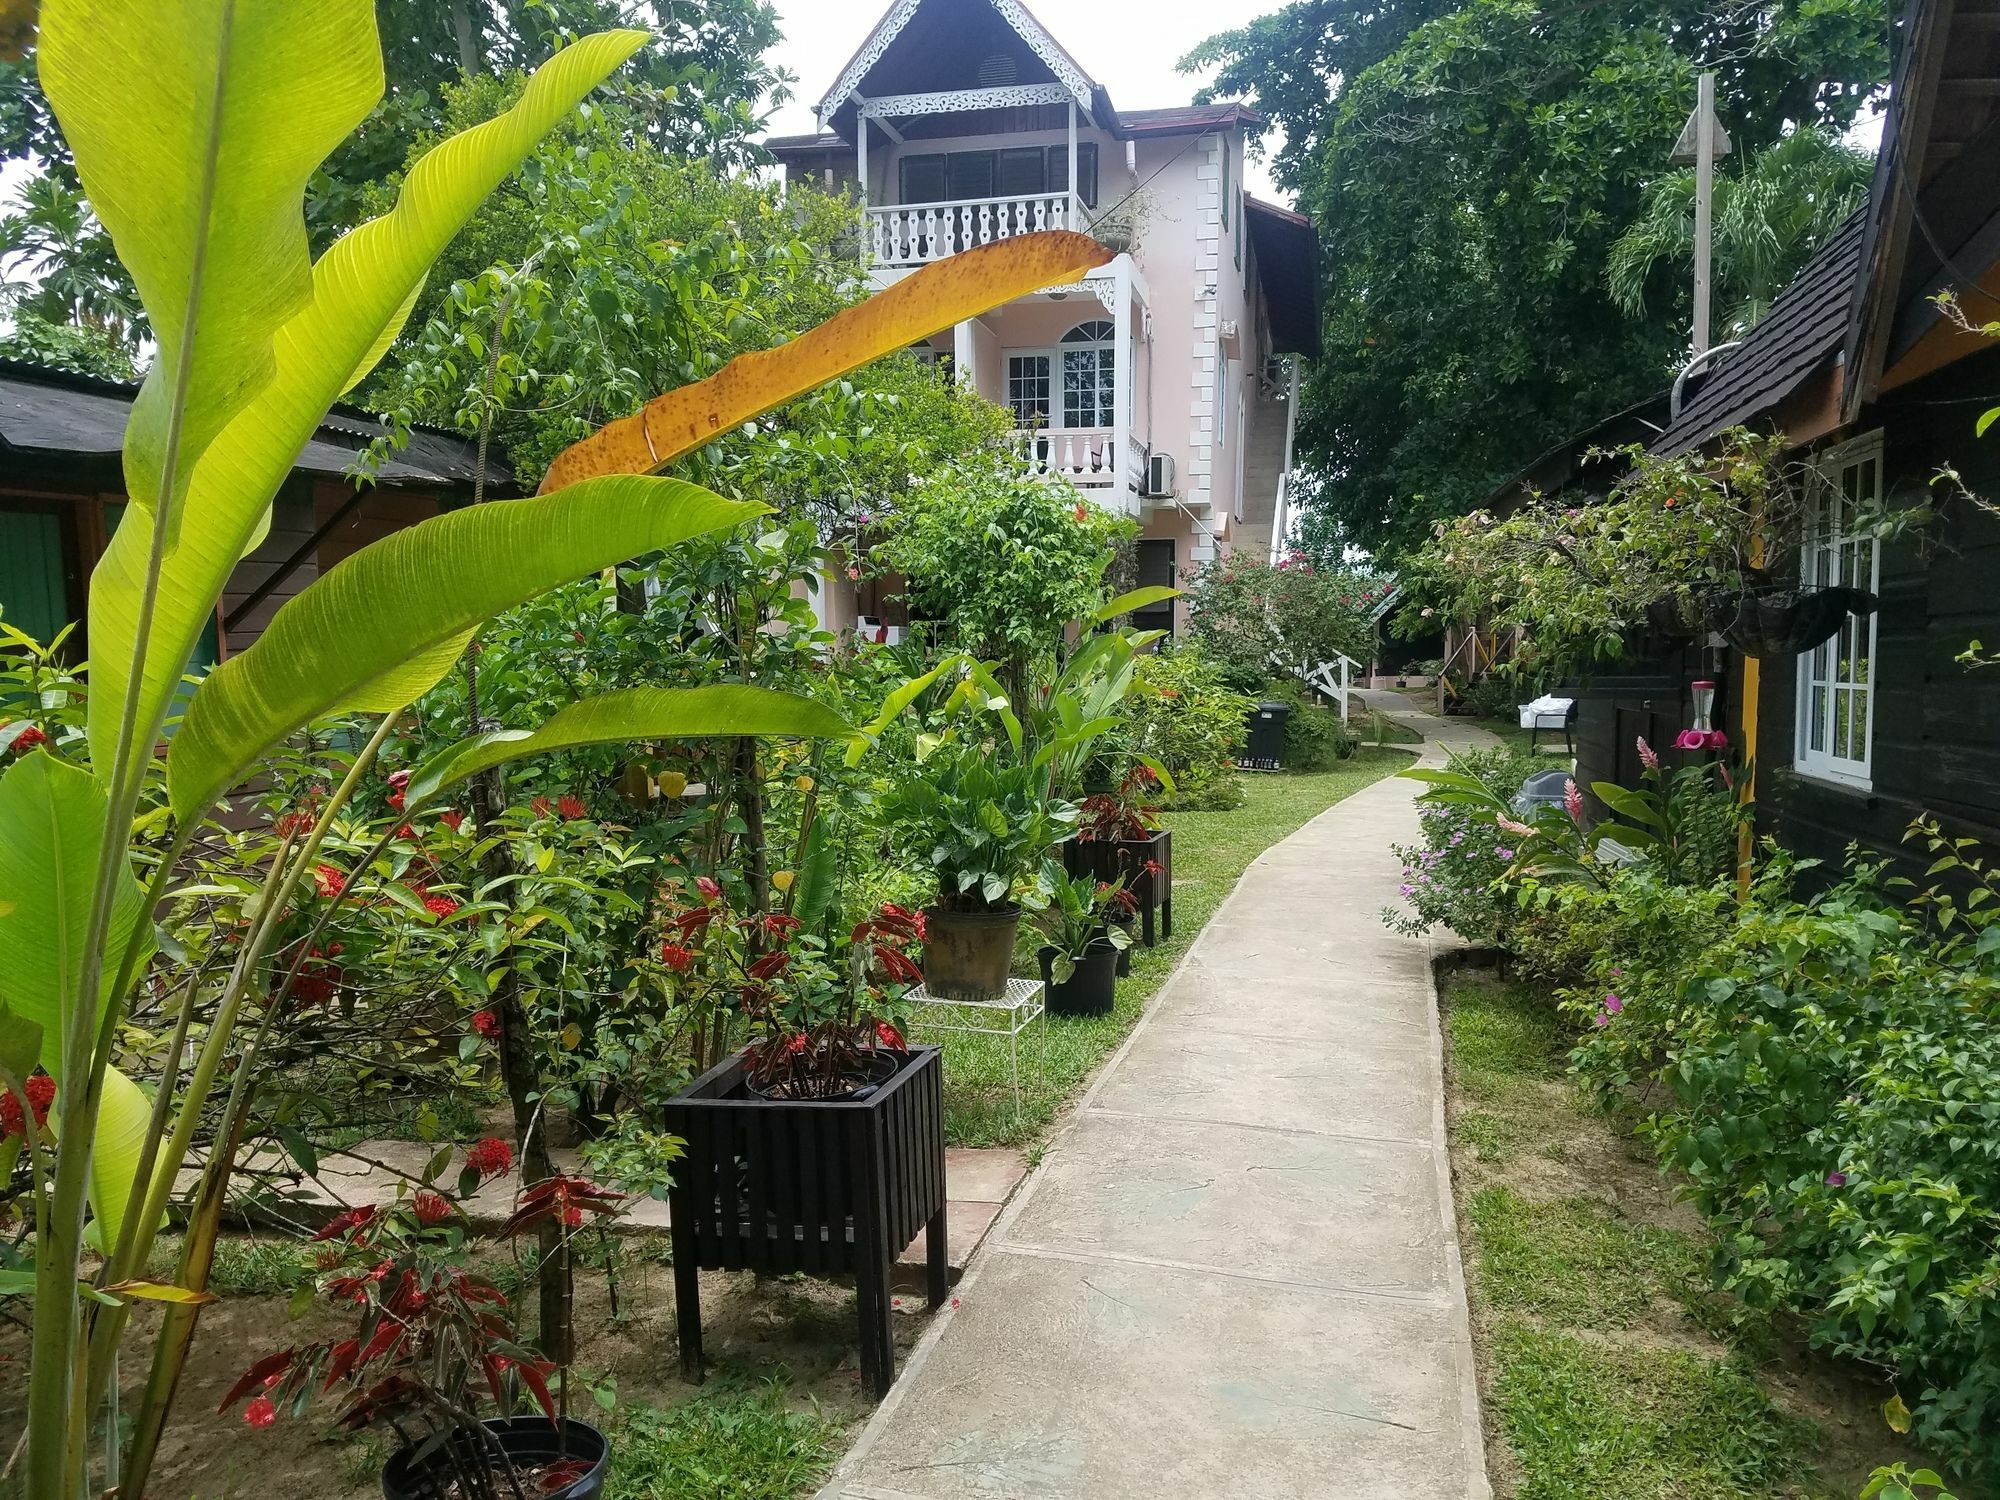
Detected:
[
  {"left": 1261, "top": 675, "right": 1356, "bottom": 769},
  {"left": 1184, "top": 552, "right": 1381, "bottom": 694},
  {"left": 1384, "top": 748, "right": 1549, "bottom": 946},
  {"left": 1126, "top": 644, "right": 1250, "bottom": 809},
  {"left": 1641, "top": 844, "right": 2000, "bottom": 1479}
]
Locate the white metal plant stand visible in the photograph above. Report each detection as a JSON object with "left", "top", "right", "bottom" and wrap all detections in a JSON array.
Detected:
[{"left": 902, "top": 975, "right": 1046, "bottom": 1121}]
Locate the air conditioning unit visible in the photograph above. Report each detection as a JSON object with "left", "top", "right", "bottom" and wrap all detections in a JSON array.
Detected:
[{"left": 1140, "top": 450, "right": 1175, "bottom": 499}]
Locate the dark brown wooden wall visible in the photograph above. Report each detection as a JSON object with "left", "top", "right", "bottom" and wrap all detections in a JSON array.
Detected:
[{"left": 1752, "top": 346, "right": 2000, "bottom": 887}]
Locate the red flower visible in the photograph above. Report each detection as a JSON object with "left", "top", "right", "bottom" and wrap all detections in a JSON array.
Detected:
[
  {"left": 659, "top": 941, "right": 696, "bottom": 973},
  {"left": 439, "top": 809, "right": 465, "bottom": 833},
  {"left": 423, "top": 893, "right": 459, "bottom": 919},
  {"left": 465, "top": 1137, "right": 513, "bottom": 1179},
  {"left": 531, "top": 795, "right": 552, "bottom": 818},
  {"left": 412, "top": 1191, "right": 453, "bottom": 1226},
  {"left": 1, "top": 1073, "right": 55, "bottom": 1138},
  {"left": 1143, "top": 858, "right": 1164, "bottom": 878},
  {"left": 8, "top": 723, "right": 47, "bottom": 755},
  {"left": 471, "top": 1008, "right": 501, "bottom": 1039},
  {"left": 694, "top": 875, "right": 722, "bottom": 903},
  {"left": 557, "top": 794, "right": 587, "bottom": 821},
  {"left": 273, "top": 809, "right": 316, "bottom": 840},
  {"left": 874, "top": 1020, "right": 906, "bottom": 1050},
  {"left": 393, "top": 822, "right": 414, "bottom": 840},
  {"left": 243, "top": 1395, "right": 277, "bottom": 1429},
  {"left": 1073, "top": 503, "right": 1088, "bottom": 522},
  {"left": 311, "top": 1204, "right": 380, "bottom": 1242},
  {"left": 313, "top": 863, "right": 345, "bottom": 899}
]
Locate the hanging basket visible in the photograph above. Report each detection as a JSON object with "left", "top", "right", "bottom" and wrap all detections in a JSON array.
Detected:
[{"left": 1705, "top": 583, "right": 1878, "bottom": 659}]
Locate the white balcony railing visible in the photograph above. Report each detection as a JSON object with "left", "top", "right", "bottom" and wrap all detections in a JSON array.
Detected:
[
  {"left": 1014, "top": 427, "right": 1120, "bottom": 489},
  {"left": 866, "top": 191, "right": 1087, "bottom": 269}
]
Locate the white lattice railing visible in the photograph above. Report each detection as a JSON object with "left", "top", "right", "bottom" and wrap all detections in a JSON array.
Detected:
[
  {"left": 866, "top": 192, "right": 1087, "bottom": 268},
  {"left": 1013, "top": 427, "right": 1119, "bottom": 489}
]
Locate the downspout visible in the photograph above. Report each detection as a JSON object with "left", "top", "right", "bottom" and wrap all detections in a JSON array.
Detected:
[{"left": 1270, "top": 352, "right": 1301, "bottom": 564}]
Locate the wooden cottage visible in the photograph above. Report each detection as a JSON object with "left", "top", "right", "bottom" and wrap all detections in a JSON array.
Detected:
[{"left": 0, "top": 358, "right": 512, "bottom": 662}]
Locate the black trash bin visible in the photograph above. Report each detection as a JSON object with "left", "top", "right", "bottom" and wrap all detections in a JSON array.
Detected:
[{"left": 1240, "top": 700, "right": 1290, "bottom": 771}]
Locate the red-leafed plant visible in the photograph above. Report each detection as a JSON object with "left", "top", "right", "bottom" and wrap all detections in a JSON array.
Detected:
[
  {"left": 1076, "top": 764, "right": 1162, "bottom": 843},
  {"left": 221, "top": 1140, "right": 623, "bottom": 1498},
  {"left": 655, "top": 870, "right": 923, "bottom": 1100}
]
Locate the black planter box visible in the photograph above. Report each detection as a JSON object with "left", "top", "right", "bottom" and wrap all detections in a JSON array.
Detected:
[
  {"left": 661, "top": 1046, "right": 946, "bottom": 1397},
  {"left": 1065, "top": 828, "right": 1172, "bottom": 945}
]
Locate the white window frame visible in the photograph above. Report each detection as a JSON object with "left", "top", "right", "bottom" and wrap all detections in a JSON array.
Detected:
[
  {"left": 1058, "top": 320, "right": 1115, "bottom": 430},
  {"left": 1005, "top": 350, "right": 1054, "bottom": 430},
  {"left": 1793, "top": 431, "right": 1883, "bottom": 790}
]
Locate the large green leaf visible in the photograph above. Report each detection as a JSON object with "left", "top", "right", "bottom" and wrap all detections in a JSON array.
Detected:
[
  {"left": 1089, "top": 585, "right": 1180, "bottom": 626},
  {"left": 405, "top": 686, "right": 855, "bottom": 807},
  {"left": 41, "top": 0, "right": 383, "bottom": 538},
  {"left": 85, "top": 27, "right": 648, "bottom": 784},
  {"left": 167, "top": 479, "right": 763, "bottom": 821},
  {"left": 0, "top": 754, "right": 158, "bottom": 1247}
]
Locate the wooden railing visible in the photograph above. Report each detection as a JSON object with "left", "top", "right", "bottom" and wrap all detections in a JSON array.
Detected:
[
  {"left": 1013, "top": 427, "right": 1119, "bottom": 489},
  {"left": 865, "top": 191, "right": 1087, "bottom": 268}
]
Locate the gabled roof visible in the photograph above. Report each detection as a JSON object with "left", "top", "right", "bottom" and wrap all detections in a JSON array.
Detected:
[
  {"left": 1649, "top": 211, "right": 1866, "bottom": 458},
  {"left": 818, "top": 0, "right": 1102, "bottom": 128},
  {"left": 0, "top": 359, "right": 511, "bottom": 490}
]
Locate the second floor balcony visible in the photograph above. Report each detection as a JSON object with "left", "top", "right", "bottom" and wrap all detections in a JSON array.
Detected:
[{"left": 864, "top": 189, "right": 1089, "bottom": 269}]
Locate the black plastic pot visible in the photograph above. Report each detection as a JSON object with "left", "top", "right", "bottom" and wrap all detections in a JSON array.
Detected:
[
  {"left": 922, "top": 904, "right": 1022, "bottom": 1001},
  {"left": 742, "top": 1046, "right": 900, "bottom": 1103},
  {"left": 1039, "top": 938, "right": 1119, "bottom": 1017},
  {"left": 382, "top": 1416, "right": 608, "bottom": 1500}
]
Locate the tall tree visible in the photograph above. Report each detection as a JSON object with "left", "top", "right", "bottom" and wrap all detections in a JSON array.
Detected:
[{"left": 1185, "top": 0, "right": 1889, "bottom": 559}]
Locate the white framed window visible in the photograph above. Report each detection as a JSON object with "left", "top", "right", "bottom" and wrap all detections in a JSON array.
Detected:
[
  {"left": 1795, "top": 432, "right": 1882, "bottom": 788},
  {"left": 1059, "top": 320, "right": 1114, "bottom": 429},
  {"left": 1006, "top": 352, "right": 1052, "bottom": 429}
]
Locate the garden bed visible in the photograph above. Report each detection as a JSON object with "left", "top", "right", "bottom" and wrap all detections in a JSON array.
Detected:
[
  {"left": 1438, "top": 967, "right": 1952, "bottom": 1498},
  {"left": 0, "top": 1234, "right": 874, "bottom": 1500},
  {"left": 937, "top": 749, "right": 1414, "bottom": 1145}
]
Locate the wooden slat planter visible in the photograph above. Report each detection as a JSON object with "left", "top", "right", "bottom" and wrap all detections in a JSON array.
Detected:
[
  {"left": 660, "top": 1046, "right": 946, "bottom": 1398},
  {"left": 1065, "top": 829, "right": 1172, "bottom": 945}
]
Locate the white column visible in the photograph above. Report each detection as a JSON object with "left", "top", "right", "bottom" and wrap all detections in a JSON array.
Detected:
[
  {"left": 1112, "top": 265, "right": 1132, "bottom": 512},
  {"left": 953, "top": 319, "right": 975, "bottom": 390},
  {"left": 1066, "top": 99, "right": 1079, "bottom": 225},
  {"left": 855, "top": 114, "right": 870, "bottom": 266}
]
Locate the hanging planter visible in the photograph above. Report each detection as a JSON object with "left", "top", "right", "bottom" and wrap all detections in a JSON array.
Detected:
[{"left": 1705, "top": 572, "right": 1877, "bottom": 658}]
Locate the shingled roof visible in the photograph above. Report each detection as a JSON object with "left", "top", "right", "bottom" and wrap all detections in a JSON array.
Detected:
[{"left": 1649, "top": 209, "right": 1865, "bottom": 458}]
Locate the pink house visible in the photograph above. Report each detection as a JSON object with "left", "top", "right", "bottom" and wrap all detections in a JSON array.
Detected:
[{"left": 765, "top": 0, "right": 1320, "bottom": 633}]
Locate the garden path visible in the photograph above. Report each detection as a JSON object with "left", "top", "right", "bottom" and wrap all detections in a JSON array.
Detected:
[{"left": 823, "top": 705, "right": 1500, "bottom": 1500}]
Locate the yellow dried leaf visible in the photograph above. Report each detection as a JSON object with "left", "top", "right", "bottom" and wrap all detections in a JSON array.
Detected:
[
  {"left": 560, "top": 1022, "right": 583, "bottom": 1050},
  {"left": 537, "top": 232, "right": 1110, "bottom": 492},
  {"left": 795, "top": 775, "right": 815, "bottom": 793},
  {"left": 656, "top": 770, "right": 688, "bottom": 798},
  {"left": 1883, "top": 1393, "right": 1912, "bottom": 1434},
  {"left": 771, "top": 870, "right": 795, "bottom": 892}
]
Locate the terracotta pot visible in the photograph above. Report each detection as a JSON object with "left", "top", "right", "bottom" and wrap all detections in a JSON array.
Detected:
[{"left": 921, "top": 905, "right": 1022, "bottom": 1001}]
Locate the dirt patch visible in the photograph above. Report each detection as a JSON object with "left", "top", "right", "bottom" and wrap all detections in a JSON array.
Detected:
[{"left": 0, "top": 1236, "right": 929, "bottom": 1497}]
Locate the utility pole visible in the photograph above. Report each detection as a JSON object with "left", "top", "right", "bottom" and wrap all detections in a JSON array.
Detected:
[{"left": 1671, "top": 72, "right": 1733, "bottom": 356}]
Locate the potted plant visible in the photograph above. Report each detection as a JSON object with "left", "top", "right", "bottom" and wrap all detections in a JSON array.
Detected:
[
  {"left": 1035, "top": 870, "right": 1134, "bottom": 1016},
  {"left": 222, "top": 1141, "right": 624, "bottom": 1499},
  {"left": 879, "top": 732, "right": 1076, "bottom": 1001},
  {"left": 1066, "top": 764, "right": 1172, "bottom": 947},
  {"left": 659, "top": 887, "right": 945, "bottom": 1396}
]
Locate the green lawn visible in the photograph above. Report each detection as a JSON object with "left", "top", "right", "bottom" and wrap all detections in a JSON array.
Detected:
[
  {"left": 935, "top": 748, "right": 1414, "bottom": 1146},
  {"left": 1443, "top": 975, "right": 1916, "bottom": 1498}
]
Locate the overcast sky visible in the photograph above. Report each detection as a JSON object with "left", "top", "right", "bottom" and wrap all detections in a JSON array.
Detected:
[{"left": 759, "top": 0, "right": 1288, "bottom": 202}]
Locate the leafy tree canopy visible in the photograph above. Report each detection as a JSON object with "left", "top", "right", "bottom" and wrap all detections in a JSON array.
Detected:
[{"left": 1184, "top": 0, "right": 1889, "bottom": 560}]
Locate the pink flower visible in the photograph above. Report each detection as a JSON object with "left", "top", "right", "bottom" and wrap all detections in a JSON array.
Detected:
[
  {"left": 695, "top": 876, "right": 722, "bottom": 903},
  {"left": 1563, "top": 779, "right": 1584, "bottom": 823},
  {"left": 1825, "top": 1170, "right": 1847, "bottom": 1188},
  {"left": 243, "top": 1395, "right": 277, "bottom": 1428},
  {"left": 1496, "top": 815, "right": 1534, "bottom": 837},
  {"left": 412, "top": 1191, "right": 454, "bottom": 1226},
  {"left": 1636, "top": 737, "right": 1659, "bottom": 771}
]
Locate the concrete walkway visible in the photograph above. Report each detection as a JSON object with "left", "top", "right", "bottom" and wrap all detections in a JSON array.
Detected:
[{"left": 825, "top": 710, "right": 1499, "bottom": 1500}]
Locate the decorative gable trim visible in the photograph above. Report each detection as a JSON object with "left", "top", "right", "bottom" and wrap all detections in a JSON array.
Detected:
[{"left": 818, "top": 0, "right": 1094, "bottom": 125}]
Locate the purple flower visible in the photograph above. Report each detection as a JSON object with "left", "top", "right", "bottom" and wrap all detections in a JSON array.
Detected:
[
  {"left": 1609, "top": 967, "right": 1623, "bottom": 978},
  {"left": 1398, "top": 883, "right": 1415, "bottom": 899},
  {"left": 1602, "top": 993, "right": 1624, "bottom": 1013},
  {"left": 1592, "top": 1011, "right": 1612, "bottom": 1028},
  {"left": 1825, "top": 1171, "right": 1848, "bottom": 1188},
  {"left": 1494, "top": 847, "right": 1515, "bottom": 861},
  {"left": 1449, "top": 831, "right": 1465, "bottom": 847}
]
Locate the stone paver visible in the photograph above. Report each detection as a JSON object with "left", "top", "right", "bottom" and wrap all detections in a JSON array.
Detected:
[{"left": 824, "top": 709, "right": 1498, "bottom": 1500}]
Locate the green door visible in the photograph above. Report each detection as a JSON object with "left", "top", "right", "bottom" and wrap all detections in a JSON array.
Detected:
[{"left": 0, "top": 508, "right": 73, "bottom": 644}]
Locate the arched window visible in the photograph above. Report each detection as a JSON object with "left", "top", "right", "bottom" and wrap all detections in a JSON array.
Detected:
[{"left": 1059, "top": 319, "right": 1114, "bottom": 429}]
